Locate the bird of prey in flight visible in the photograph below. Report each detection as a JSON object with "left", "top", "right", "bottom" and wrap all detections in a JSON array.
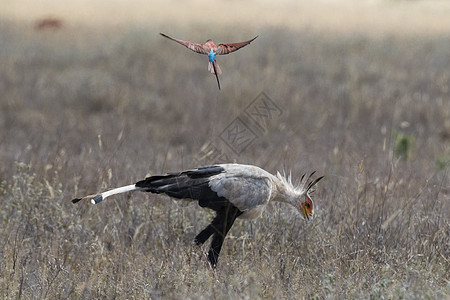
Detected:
[{"left": 160, "top": 33, "right": 258, "bottom": 90}]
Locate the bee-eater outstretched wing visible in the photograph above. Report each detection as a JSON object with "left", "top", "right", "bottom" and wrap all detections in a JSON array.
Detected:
[
  {"left": 216, "top": 36, "right": 258, "bottom": 55},
  {"left": 160, "top": 33, "right": 209, "bottom": 54}
]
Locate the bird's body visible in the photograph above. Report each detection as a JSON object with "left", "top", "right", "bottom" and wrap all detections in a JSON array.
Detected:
[
  {"left": 72, "top": 163, "right": 323, "bottom": 268},
  {"left": 160, "top": 33, "right": 258, "bottom": 90},
  {"left": 208, "top": 49, "right": 215, "bottom": 62}
]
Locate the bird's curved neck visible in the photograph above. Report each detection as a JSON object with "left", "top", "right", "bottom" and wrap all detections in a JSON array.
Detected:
[{"left": 270, "top": 177, "right": 295, "bottom": 204}]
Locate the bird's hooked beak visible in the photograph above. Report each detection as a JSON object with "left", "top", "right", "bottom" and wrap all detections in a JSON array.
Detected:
[
  {"left": 300, "top": 196, "right": 314, "bottom": 222},
  {"left": 301, "top": 204, "right": 310, "bottom": 222}
]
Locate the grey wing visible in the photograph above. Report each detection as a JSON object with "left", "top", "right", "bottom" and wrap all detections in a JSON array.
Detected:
[
  {"left": 209, "top": 175, "right": 272, "bottom": 212},
  {"left": 160, "top": 33, "right": 208, "bottom": 54}
]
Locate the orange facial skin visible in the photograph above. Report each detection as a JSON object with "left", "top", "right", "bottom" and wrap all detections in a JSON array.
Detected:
[{"left": 301, "top": 195, "right": 314, "bottom": 221}]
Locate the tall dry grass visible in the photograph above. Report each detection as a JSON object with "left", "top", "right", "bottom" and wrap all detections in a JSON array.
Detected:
[{"left": 0, "top": 20, "right": 449, "bottom": 298}]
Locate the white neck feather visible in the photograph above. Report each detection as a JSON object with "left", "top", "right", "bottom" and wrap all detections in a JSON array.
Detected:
[{"left": 271, "top": 173, "right": 304, "bottom": 205}]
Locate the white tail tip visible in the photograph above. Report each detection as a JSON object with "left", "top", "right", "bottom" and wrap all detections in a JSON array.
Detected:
[{"left": 91, "top": 195, "right": 103, "bottom": 205}]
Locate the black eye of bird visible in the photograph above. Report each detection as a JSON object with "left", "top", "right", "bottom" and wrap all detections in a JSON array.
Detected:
[{"left": 305, "top": 202, "right": 310, "bottom": 208}]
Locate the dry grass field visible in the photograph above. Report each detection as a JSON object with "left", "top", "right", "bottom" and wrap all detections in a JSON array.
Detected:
[{"left": 1, "top": 1, "right": 449, "bottom": 299}]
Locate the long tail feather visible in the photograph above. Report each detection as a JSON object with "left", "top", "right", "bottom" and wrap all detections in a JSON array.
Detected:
[
  {"left": 214, "top": 61, "right": 222, "bottom": 75},
  {"left": 208, "top": 61, "right": 213, "bottom": 73},
  {"left": 72, "top": 184, "right": 139, "bottom": 205},
  {"left": 212, "top": 61, "right": 221, "bottom": 90}
]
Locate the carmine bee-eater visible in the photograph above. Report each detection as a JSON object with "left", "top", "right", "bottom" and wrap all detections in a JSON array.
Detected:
[{"left": 160, "top": 33, "right": 258, "bottom": 90}]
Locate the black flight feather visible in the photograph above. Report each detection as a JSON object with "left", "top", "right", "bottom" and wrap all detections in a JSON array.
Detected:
[{"left": 135, "top": 165, "right": 231, "bottom": 210}]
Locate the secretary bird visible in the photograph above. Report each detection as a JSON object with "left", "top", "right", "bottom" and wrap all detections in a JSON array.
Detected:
[
  {"left": 160, "top": 33, "right": 258, "bottom": 90},
  {"left": 72, "top": 163, "right": 323, "bottom": 268}
]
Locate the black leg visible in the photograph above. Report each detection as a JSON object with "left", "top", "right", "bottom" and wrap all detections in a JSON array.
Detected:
[
  {"left": 194, "top": 221, "right": 217, "bottom": 245},
  {"left": 207, "top": 205, "right": 241, "bottom": 268},
  {"left": 194, "top": 204, "right": 240, "bottom": 245}
]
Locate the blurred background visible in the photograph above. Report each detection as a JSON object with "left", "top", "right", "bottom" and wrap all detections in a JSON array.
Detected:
[{"left": 0, "top": 0, "right": 449, "bottom": 298}]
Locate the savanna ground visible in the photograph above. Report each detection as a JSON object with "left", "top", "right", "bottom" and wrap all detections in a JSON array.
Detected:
[{"left": 0, "top": 0, "right": 449, "bottom": 298}]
